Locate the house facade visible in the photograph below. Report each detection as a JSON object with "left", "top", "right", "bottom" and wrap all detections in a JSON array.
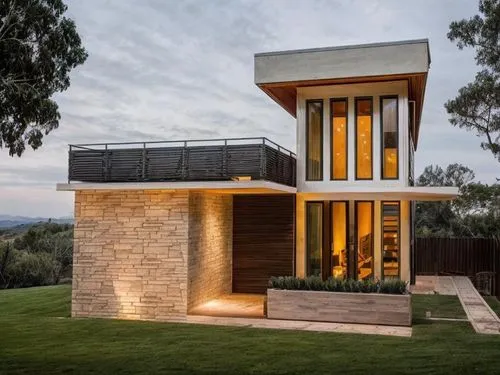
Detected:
[{"left": 58, "top": 39, "right": 457, "bottom": 322}]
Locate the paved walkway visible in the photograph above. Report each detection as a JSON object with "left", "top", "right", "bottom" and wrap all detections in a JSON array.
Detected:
[
  {"left": 452, "top": 276, "right": 500, "bottom": 335},
  {"left": 187, "top": 315, "right": 412, "bottom": 337},
  {"left": 411, "top": 276, "right": 456, "bottom": 295}
]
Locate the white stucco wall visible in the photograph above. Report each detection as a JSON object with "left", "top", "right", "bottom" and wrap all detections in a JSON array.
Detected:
[{"left": 255, "top": 40, "right": 429, "bottom": 85}]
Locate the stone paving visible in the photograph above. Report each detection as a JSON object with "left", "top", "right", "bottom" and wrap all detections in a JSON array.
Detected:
[
  {"left": 452, "top": 276, "right": 500, "bottom": 335},
  {"left": 187, "top": 314, "right": 412, "bottom": 337},
  {"left": 410, "top": 276, "right": 457, "bottom": 295}
]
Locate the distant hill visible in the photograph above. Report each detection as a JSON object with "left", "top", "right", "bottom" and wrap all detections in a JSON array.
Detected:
[{"left": 0, "top": 215, "right": 73, "bottom": 229}]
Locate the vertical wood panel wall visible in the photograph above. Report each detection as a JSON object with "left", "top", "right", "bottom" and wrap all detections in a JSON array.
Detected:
[{"left": 232, "top": 195, "right": 295, "bottom": 294}]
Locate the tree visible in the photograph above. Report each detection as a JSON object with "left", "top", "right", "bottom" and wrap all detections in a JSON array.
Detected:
[
  {"left": 416, "top": 163, "right": 500, "bottom": 238},
  {"left": 415, "top": 164, "right": 474, "bottom": 237},
  {"left": 0, "top": 0, "right": 87, "bottom": 156},
  {"left": 445, "top": 0, "right": 500, "bottom": 163}
]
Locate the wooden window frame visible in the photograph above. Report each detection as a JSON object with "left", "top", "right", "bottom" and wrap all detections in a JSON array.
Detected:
[
  {"left": 381, "top": 201, "right": 401, "bottom": 280},
  {"left": 330, "top": 98, "right": 348, "bottom": 181},
  {"left": 354, "top": 97, "right": 373, "bottom": 180},
  {"left": 380, "top": 95, "right": 399, "bottom": 180},
  {"left": 305, "top": 99, "right": 324, "bottom": 181}
]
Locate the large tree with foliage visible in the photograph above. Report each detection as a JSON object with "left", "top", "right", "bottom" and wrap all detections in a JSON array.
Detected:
[
  {"left": 416, "top": 163, "right": 500, "bottom": 238},
  {"left": 445, "top": 0, "right": 500, "bottom": 163},
  {"left": 0, "top": 0, "right": 87, "bottom": 156}
]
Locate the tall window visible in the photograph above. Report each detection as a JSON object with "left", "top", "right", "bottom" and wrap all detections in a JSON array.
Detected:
[
  {"left": 306, "top": 100, "right": 323, "bottom": 181},
  {"left": 355, "top": 201, "right": 373, "bottom": 280},
  {"left": 381, "top": 96, "right": 399, "bottom": 179},
  {"left": 382, "top": 201, "right": 400, "bottom": 279},
  {"left": 306, "top": 202, "right": 323, "bottom": 276},
  {"left": 331, "top": 201, "right": 348, "bottom": 279},
  {"left": 409, "top": 101, "right": 415, "bottom": 186},
  {"left": 331, "top": 99, "right": 348, "bottom": 180},
  {"left": 355, "top": 98, "right": 373, "bottom": 179}
]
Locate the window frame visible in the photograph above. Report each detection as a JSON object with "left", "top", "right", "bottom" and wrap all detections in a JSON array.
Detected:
[
  {"left": 354, "top": 97, "right": 373, "bottom": 181},
  {"left": 381, "top": 201, "right": 401, "bottom": 280},
  {"left": 330, "top": 98, "right": 349, "bottom": 181},
  {"left": 305, "top": 99, "right": 324, "bottom": 181},
  {"left": 380, "top": 95, "right": 400, "bottom": 180},
  {"left": 306, "top": 201, "right": 324, "bottom": 277}
]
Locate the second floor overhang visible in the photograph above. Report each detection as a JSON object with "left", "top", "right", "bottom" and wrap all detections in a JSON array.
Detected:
[{"left": 255, "top": 39, "right": 430, "bottom": 148}]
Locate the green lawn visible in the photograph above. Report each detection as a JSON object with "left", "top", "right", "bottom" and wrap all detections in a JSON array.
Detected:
[
  {"left": 411, "top": 294, "right": 467, "bottom": 321},
  {"left": 1, "top": 286, "right": 500, "bottom": 374},
  {"left": 484, "top": 296, "right": 500, "bottom": 318}
]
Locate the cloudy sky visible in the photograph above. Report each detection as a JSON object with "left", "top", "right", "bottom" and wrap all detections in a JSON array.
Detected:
[{"left": 0, "top": 0, "right": 496, "bottom": 218}]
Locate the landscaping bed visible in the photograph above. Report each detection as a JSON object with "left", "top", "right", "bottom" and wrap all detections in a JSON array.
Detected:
[{"left": 266, "top": 276, "right": 411, "bottom": 326}]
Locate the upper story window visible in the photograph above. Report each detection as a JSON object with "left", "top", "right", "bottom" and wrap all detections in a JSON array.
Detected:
[
  {"left": 306, "top": 100, "right": 323, "bottom": 181},
  {"left": 381, "top": 96, "right": 399, "bottom": 179},
  {"left": 330, "top": 98, "right": 348, "bottom": 180},
  {"left": 355, "top": 98, "right": 373, "bottom": 180}
]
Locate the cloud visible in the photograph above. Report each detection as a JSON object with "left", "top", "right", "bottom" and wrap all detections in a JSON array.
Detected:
[{"left": 0, "top": 0, "right": 495, "bottom": 217}]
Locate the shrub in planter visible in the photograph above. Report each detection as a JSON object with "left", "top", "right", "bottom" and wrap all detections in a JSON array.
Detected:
[{"left": 268, "top": 276, "right": 408, "bottom": 295}]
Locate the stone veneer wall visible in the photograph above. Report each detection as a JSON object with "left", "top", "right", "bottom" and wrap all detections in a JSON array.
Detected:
[
  {"left": 72, "top": 190, "right": 189, "bottom": 321},
  {"left": 187, "top": 192, "right": 233, "bottom": 311}
]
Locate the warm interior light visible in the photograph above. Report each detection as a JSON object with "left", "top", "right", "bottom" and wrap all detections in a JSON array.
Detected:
[
  {"left": 331, "top": 100, "right": 347, "bottom": 180},
  {"left": 382, "top": 98, "right": 398, "bottom": 179},
  {"left": 331, "top": 202, "right": 347, "bottom": 278},
  {"left": 357, "top": 202, "right": 373, "bottom": 280},
  {"left": 231, "top": 176, "right": 252, "bottom": 181},
  {"left": 357, "top": 113, "right": 372, "bottom": 179}
]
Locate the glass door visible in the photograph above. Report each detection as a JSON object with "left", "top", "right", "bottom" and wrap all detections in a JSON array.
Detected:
[
  {"left": 330, "top": 201, "right": 348, "bottom": 279},
  {"left": 355, "top": 201, "right": 374, "bottom": 280},
  {"left": 307, "top": 200, "right": 374, "bottom": 280}
]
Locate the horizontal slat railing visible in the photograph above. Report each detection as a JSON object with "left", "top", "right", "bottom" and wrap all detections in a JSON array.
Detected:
[{"left": 68, "top": 137, "right": 296, "bottom": 187}]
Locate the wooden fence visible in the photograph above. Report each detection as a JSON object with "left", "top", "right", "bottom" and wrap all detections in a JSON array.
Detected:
[{"left": 415, "top": 237, "right": 500, "bottom": 297}]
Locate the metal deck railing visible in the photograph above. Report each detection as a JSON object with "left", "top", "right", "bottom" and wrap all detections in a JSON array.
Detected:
[{"left": 68, "top": 137, "right": 297, "bottom": 187}]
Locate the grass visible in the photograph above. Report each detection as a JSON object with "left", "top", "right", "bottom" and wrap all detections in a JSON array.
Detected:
[
  {"left": 484, "top": 296, "right": 500, "bottom": 318},
  {"left": 1, "top": 286, "right": 500, "bottom": 374},
  {"left": 411, "top": 294, "right": 467, "bottom": 320}
]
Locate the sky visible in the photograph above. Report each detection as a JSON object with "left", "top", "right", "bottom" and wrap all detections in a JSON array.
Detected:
[{"left": 0, "top": 0, "right": 497, "bottom": 218}]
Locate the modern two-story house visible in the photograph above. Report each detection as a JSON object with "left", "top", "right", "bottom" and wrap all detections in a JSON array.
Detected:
[{"left": 58, "top": 39, "right": 457, "bottom": 322}]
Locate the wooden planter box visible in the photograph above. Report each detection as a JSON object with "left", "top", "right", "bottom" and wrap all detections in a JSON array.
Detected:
[{"left": 266, "top": 289, "right": 412, "bottom": 326}]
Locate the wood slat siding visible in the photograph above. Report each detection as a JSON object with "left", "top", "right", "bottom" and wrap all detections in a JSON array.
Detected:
[
  {"left": 267, "top": 289, "right": 412, "bottom": 326},
  {"left": 69, "top": 144, "right": 296, "bottom": 187},
  {"left": 415, "top": 237, "right": 500, "bottom": 297},
  {"left": 232, "top": 195, "right": 295, "bottom": 294}
]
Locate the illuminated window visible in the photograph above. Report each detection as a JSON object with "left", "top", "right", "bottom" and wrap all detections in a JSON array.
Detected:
[
  {"left": 381, "top": 97, "right": 399, "bottom": 179},
  {"left": 306, "top": 202, "right": 323, "bottom": 276},
  {"left": 355, "top": 98, "right": 372, "bottom": 179},
  {"left": 306, "top": 100, "right": 323, "bottom": 181},
  {"left": 331, "top": 201, "right": 348, "bottom": 279},
  {"left": 355, "top": 201, "right": 373, "bottom": 280},
  {"left": 330, "top": 99, "right": 348, "bottom": 180},
  {"left": 382, "top": 201, "right": 400, "bottom": 279}
]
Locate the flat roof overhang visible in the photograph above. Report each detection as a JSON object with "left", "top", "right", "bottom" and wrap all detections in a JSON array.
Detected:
[
  {"left": 297, "top": 186, "right": 458, "bottom": 201},
  {"left": 56, "top": 180, "right": 297, "bottom": 194},
  {"left": 255, "top": 39, "right": 430, "bottom": 148}
]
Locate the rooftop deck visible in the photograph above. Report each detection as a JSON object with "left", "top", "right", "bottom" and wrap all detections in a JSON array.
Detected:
[{"left": 68, "top": 137, "right": 296, "bottom": 187}]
